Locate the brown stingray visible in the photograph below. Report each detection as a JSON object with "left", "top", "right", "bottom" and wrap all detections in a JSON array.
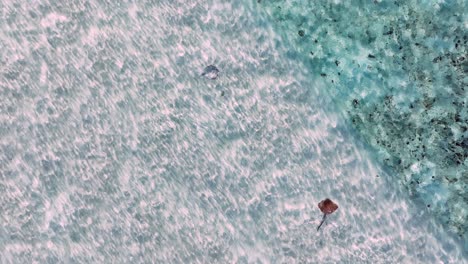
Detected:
[{"left": 317, "top": 198, "right": 338, "bottom": 231}]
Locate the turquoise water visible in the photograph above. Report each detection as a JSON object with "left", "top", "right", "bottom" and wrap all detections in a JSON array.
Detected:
[
  {"left": 0, "top": 0, "right": 466, "bottom": 263},
  {"left": 261, "top": 0, "right": 468, "bottom": 243}
]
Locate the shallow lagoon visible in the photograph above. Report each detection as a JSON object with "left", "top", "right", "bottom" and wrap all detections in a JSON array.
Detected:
[{"left": 0, "top": 0, "right": 466, "bottom": 263}]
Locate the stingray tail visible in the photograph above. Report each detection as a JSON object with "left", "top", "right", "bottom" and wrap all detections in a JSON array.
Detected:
[{"left": 317, "top": 214, "right": 327, "bottom": 231}]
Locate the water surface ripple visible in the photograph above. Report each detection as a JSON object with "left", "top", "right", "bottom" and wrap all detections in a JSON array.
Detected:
[{"left": 0, "top": 0, "right": 465, "bottom": 263}]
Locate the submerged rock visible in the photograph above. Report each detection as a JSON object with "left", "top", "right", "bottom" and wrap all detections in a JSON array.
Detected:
[{"left": 201, "top": 65, "right": 220, "bottom": 80}]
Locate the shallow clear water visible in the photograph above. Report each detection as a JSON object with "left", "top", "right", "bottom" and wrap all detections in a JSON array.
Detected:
[
  {"left": 259, "top": 0, "right": 468, "bottom": 243},
  {"left": 0, "top": 0, "right": 466, "bottom": 263}
]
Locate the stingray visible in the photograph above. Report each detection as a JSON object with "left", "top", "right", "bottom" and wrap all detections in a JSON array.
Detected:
[
  {"left": 201, "top": 65, "right": 219, "bottom": 80},
  {"left": 317, "top": 198, "right": 338, "bottom": 231}
]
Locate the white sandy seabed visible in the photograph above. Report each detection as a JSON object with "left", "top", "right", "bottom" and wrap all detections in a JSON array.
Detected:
[{"left": 0, "top": 0, "right": 466, "bottom": 263}]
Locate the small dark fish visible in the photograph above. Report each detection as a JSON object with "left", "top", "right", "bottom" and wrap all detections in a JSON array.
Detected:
[{"left": 201, "top": 65, "right": 219, "bottom": 80}]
